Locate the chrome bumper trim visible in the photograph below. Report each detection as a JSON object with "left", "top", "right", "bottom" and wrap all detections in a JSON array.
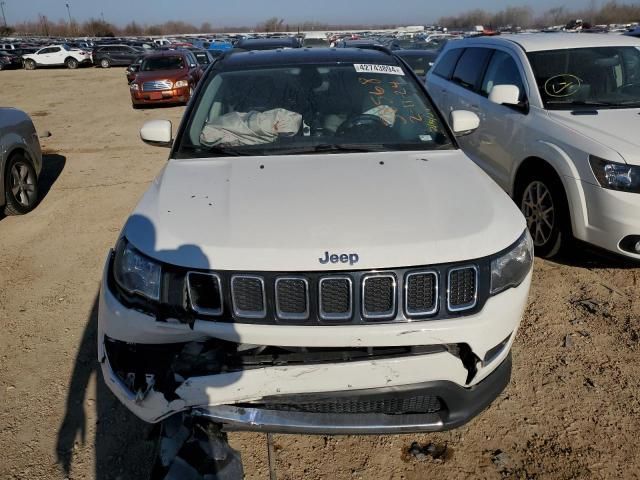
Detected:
[{"left": 193, "top": 405, "right": 444, "bottom": 434}]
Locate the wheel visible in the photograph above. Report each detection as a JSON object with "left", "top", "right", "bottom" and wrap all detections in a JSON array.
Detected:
[
  {"left": 516, "top": 171, "right": 569, "bottom": 258},
  {"left": 4, "top": 153, "right": 38, "bottom": 215},
  {"left": 24, "top": 59, "right": 36, "bottom": 70},
  {"left": 0, "top": 63, "right": 4, "bottom": 71},
  {"left": 100, "top": 58, "right": 110, "bottom": 68},
  {"left": 65, "top": 57, "right": 79, "bottom": 69}
]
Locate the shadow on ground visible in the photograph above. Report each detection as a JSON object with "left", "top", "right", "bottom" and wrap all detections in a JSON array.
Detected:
[
  {"left": 56, "top": 295, "right": 156, "bottom": 480},
  {"left": 38, "top": 153, "right": 66, "bottom": 203},
  {"left": 550, "top": 240, "right": 639, "bottom": 270}
]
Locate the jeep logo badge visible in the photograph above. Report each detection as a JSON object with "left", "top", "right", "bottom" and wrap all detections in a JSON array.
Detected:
[{"left": 319, "top": 251, "right": 360, "bottom": 266}]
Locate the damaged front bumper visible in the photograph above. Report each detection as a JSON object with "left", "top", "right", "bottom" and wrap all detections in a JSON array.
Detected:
[{"left": 98, "top": 255, "right": 530, "bottom": 432}]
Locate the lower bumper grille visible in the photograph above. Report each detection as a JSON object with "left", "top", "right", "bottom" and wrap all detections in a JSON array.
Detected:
[{"left": 261, "top": 395, "right": 443, "bottom": 415}]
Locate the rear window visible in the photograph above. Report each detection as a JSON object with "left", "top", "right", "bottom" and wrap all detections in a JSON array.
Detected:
[
  {"left": 452, "top": 48, "right": 492, "bottom": 90},
  {"left": 432, "top": 48, "right": 463, "bottom": 79}
]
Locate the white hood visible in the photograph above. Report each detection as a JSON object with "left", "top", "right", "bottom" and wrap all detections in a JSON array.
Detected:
[
  {"left": 548, "top": 108, "right": 640, "bottom": 165},
  {"left": 124, "top": 151, "right": 525, "bottom": 271}
]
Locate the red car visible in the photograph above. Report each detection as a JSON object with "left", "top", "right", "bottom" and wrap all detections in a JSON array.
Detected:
[{"left": 129, "top": 50, "right": 203, "bottom": 108}]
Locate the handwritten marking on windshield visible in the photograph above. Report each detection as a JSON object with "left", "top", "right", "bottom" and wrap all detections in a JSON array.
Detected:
[{"left": 544, "top": 74, "right": 583, "bottom": 98}]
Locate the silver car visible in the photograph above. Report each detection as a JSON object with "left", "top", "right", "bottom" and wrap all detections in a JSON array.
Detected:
[{"left": 0, "top": 108, "right": 42, "bottom": 215}]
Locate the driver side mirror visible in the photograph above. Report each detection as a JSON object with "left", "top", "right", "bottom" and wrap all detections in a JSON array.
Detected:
[
  {"left": 140, "top": 120, "right": 172, "bottom": 147},
  {"left": 450, "top": 110, "right": 480, "bottom": 136}
]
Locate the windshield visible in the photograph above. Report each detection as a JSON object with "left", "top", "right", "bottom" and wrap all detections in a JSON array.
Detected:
[
  {"left": 176, "top": 63, "right": 453, "bottom": 158},
  {"left": 528, "top": 46, "right": 640, "bottom": 109},
  {"left": 141, "top": 56, "right": 185, "bottom": 71}
]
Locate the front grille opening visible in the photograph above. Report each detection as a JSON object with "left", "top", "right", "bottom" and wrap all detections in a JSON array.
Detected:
[
  {"left": 319, "top": 277, "right": 352, "bottom": 321},
  {"left": 258, "top": 395, "right": 443, "bottom": 415},
  {"left": 362, "top": 274, "right": 396, "bottom": 320},
  {"left": 186, "top": 272, "right": 223, "bottom": 316},
  {"left": 405, "top": 271, "right": 438, "bottom": 316},
  {"left": 275, "top": 278, "right": 309, "bottom": 320},
  {"left": 448, "top": 267, "right": 477, "bottom": 311},
  {"left": 231, "top": 276, "right": 266, "bottom": 318}
]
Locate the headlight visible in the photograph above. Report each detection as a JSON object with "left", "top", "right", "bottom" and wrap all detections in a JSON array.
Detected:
[
  {"left": 490, "top": 230, "right": 533, "bottom": 295},
  {"left": 113, "top": 239, "right": 161, "bottom": 301},
  {"left": 589, "top": 155, "right": 640, "bottom": 193},
  {"left": 130, "top": 83, "right": 139, "bottom": 91},
  {"left": 174, "top": 80, "right": 188, "bottom": 88}
]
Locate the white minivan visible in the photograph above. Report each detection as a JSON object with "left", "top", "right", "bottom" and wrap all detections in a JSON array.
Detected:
[{"left": 427, "top": 34, "right": 640, "bottom": 259}]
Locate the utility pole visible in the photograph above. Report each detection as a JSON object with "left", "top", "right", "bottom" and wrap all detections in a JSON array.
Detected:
[
  {"left": 65, "top": 2, "right": 73, "bottom": 34},
  {"left": 0, "top": 1, "right": 7, "bottom": 28}
]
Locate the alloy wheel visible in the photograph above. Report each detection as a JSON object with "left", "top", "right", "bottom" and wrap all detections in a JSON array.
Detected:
[
  {"left": 10, "top": 161, "right": 37, "bottom": 208},
  {"left": 521, "top": 180, "right": 555, "bottom": 247}
]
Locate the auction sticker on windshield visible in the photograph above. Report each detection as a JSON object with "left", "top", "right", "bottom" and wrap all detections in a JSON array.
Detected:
[{"left": 354, "top": 64, "right": 405, "bottom": 75}]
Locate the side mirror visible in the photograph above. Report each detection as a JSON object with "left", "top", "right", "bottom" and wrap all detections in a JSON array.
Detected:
[
  {"left": 140, "top": 120, "right": 172, "bottom": 147},
  {"left": 488, "top": 84, "right": 520, "bottom": 106},
  {"left": 190, "top": 63, "right": 197, "bottom": 68},
  {"left": 450, "top": 110, "right": 480, "bottom": 136}
]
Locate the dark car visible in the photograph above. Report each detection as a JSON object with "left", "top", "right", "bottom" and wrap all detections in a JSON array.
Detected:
[
  {"left": 235, "top": 37, "right": 300, "bottom": 51},
  {"left": 126, "top": 54, "right": 147, "bottom": 83},
  {"left": 93, "top": 44, "right": 144, "bottom": 68},
  {"left": 0, "top": 51, "right": 23, "bottom": 70},
  {"left": 396, "top": 49, "right": 441, "bottom": 82},
  {"left": 129, "top": 50, "right": 203, "bottom": 107},
  {"left": 186, "top": 48, "right": 215, "bottom": 66}
]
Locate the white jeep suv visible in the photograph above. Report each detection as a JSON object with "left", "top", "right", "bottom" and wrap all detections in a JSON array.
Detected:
[
  {"left": 22, "top": 44, "right": 92, "bottom": 70},
  {"left": 427, "top": 34, "right": 640, "bottom": 259},
  {"left": 98, "top": 48, "right": 533, "bottom": 433}
]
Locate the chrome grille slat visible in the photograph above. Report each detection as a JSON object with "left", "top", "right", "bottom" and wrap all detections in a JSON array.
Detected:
[
  {"left": 186, "top": 272, "right": 223, "bottom": 316},
  {"left": 142, "top": 80, "right": 173, "bottom": 91},
  {"left": 319, "top": 277, "right": 353, "bottom": 321},
  {"left": 405, "top": 271, "right": 438, "bottom": 316},
  {"left": 275, "top": 277, "right": 309, "bottom": 320},
  {"left": 231, "top": 275, "right": 267, "bottom": 318},
  {"left": 361, "top": 274, "right": 396, "bottom": 320},
  {"left": 447, "top": 266, "right": 478, "bottom": 312}
]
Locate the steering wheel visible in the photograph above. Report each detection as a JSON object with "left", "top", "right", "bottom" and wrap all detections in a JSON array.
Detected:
[{"left": 335, "top": 114, "right": 390, "bottom": 138}]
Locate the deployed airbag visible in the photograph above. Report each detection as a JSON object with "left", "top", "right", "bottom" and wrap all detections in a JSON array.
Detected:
[{"left": 200, "top": 108, "right": 302, "bottom": 146}]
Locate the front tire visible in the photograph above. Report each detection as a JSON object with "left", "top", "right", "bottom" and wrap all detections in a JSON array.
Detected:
[
  {"left": 100, "top": 58, "right": 110, "bottom": 68},
  {"left": 65, "top": 57, "right": 79, "bottom": 69},
  {"left": 516, "top": 172, "right": 569, "bottom": 258},
  {"left": 4, "top": 153, "right": 39, "bottom": 215},
  {"left": 24, "top": 59, "right": 36, "bottom": 70}
]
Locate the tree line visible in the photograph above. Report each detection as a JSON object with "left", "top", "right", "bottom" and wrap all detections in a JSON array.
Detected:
[
  {"left": 439, "top": 2, "right": 640, "bottom": 29},
  {"left": 3, "top": 2, "right": 639, "bottom": 38}
]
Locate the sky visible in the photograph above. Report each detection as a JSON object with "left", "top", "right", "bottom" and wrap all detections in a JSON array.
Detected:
[{"left": 4, "top": 0, "right": 595, "bottom": 27}]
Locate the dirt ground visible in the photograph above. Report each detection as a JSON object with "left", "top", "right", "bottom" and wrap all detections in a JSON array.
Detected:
[{"left": 0, "top": 67, "right": 639, "bottom": 480}]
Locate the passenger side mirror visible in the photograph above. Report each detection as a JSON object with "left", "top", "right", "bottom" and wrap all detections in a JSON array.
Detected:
[
  {"left": 140, "top": 120, "right": 172, "bottom": 147},
  {"left": 450, "top": 110, "right": 480, "bottom": 136},
  {"left": 488, "top": 84, "right": 520, "bottom": 106}
]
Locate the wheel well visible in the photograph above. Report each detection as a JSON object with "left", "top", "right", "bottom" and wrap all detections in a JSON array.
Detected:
[
  {"left": 513, "top": 156, "right": 573, "bottom": 231},
  {"left": 65, "top": 56, "right": 77, "bottom": 63}
]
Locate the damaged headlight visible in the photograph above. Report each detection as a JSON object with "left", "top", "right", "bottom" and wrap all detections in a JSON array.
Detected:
[
  {"left": 589, "top": 155, "right": 640, "bottom": 193},
  {"left": 490, "top": 229, "right": 533, "bottom": 295},
  {"left": 113, "top": 238, "right": 161, "bottom": 301}
]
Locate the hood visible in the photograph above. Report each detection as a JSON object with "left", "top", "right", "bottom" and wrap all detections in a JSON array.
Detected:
[
  {"left": 134, "top": 70, "right": 188, "bottom": 83},
  {"left": 124, "top": 151, "right": 525, "bottom": 271},
  {"left": 548, "top": 108, "right": 640, "bottom": 165}
]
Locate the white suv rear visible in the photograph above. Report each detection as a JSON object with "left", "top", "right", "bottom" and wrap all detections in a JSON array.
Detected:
[{"left": 427, "top": 34, "right": 640, "bottom": 259}]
